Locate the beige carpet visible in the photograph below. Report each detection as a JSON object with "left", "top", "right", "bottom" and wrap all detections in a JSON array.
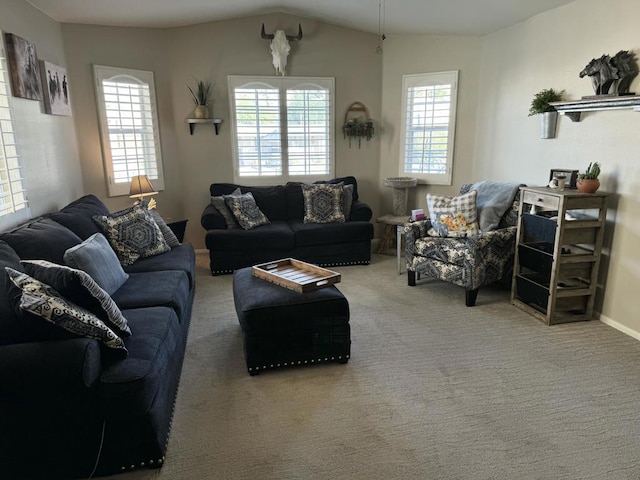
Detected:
[{"left": 120, "top": 253, "right": 640, "bottom": 480}]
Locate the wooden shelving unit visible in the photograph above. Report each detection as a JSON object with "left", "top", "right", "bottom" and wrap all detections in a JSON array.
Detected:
[{"left": 511, "top": 186, "right": 609, "bottom": 325}]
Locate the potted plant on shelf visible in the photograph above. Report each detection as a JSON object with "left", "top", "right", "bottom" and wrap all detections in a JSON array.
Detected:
[
  {"left": 529, "top": 88, "right": 564, "bottom": 139},
  {"left": 188, "top": 79, "right": 212, "bottom": 119},
  {"left": 576, "top": 162, "right": 601, "bottom": 193}
]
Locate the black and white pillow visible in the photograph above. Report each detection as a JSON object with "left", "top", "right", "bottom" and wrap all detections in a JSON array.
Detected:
[
  {"left": 6, "top": 268, "right": 127, "bottom": 356},
  {"left": 302, "top": 183, "right": 346, "bottom": 224},
  {"left": 21, "top": 259, "right": 131, "bottom": 338},
  {"left": 211, "top": 187, "right": 241, "bottom": 229},
  {"left": 93, "top": 205, "right": 170, "bottom": 265},
  {"left": 223, "top": 192, "right": 270, "bottom": 230}
]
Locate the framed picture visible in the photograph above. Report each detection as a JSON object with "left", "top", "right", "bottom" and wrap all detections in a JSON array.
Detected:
[
  {"left": 39, "top": 60, "right": 71, "bottom": 116},
  {"left": 549, "top": 169, "right": 579, "bottom": 189},
  {"left": 3, "top": 32, "right": 41, "bottom": 101}
]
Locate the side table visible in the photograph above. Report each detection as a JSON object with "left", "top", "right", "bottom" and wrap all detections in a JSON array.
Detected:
[
  {"left": 376, "top": 214, "right": 410, "bottom": 274},
  {"left": 166, "top": 219, "right": 188, "bottom": 243}
]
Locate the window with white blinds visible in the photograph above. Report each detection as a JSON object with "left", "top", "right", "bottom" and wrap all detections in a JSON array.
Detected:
[
  {"left": 399, "top": 71, "right": 458, "bottom": 185},
  {"left": 0, "top": 34, "right": 28, "bottom": 226},
  {"left": 229, "top": 76, "right": 334, "bottom": 184},
  {"left": 94, "top": 65, "right": 164, "bottom": 196}
]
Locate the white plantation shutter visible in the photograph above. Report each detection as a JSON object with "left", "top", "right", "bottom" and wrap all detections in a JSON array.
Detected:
[
  {"left": 0, "top": 34, "right": 29, "bottom": 226},
  {"left": 229, "top": 76, "right": 334, "bottom": 184},
  {"left": 94, "top": 65, "right": 164, "bottom": 196},
  {"left": 400, "top": 71, "right": 458, "bottom": 185}
]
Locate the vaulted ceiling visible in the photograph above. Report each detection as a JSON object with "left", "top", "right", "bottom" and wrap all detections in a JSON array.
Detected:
[{"left": 27, "top": 0, "right": 575, "bottom": 36}]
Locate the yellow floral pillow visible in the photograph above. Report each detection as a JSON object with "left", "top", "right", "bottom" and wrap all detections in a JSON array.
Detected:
[{"left": 426, "top": 190, "right": 479, "bottom": 238}]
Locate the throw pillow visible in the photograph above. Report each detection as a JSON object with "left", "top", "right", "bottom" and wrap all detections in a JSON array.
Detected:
[
  {"left": 426, "top": 190, "right": 479, "bottom": 238},
  {"left": 93, "top": 205, "right": 170, "bottom": 265},
  {"left": 223, "top": 192, "right": 270, "bottom": 230},
  {"left": 63, "top": 233, "right": 129, "bottom": 295},
  {"left": 6, "top": 268, "right": 127, "bottom": 356},
  {"left": 22, "top": 259, "right": 131, "bottom": 338},
  {"left": 211, "top": 187, "right": 241, "bottom": 229},
  {"left": 302, "top": 183, "right": 346, "bottom": 224},
  {"left": 147, "top": 209, "right": 180, "bottom": 247},
  {"left": 342, "top": 184, "right": 354, "bottom": 221}
]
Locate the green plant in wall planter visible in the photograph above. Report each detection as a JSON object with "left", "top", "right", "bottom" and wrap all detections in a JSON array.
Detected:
[
  {"left": 529, "top": 88, "right": 564, "bottom": 139},
  {"left": 342, "top": 117, "right": 375, "bottom": 148},
  {"left": 188, "top": 79, "right": 213, "bottom": 119}
]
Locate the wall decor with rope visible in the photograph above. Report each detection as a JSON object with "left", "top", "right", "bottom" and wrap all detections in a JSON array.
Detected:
[{"left": 342, "top": 101, "right": 375, "bottom": 148}]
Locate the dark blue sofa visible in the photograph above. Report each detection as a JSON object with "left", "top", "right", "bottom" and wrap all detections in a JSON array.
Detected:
[
  {"left": 201, "top": 176, "right": 374, "bottom": 275},
  {"left": 0, "top": 195, "right": 195, "bottom": 479}
]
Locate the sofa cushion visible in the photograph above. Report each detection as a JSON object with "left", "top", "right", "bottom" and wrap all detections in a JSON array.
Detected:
[
  {"left": 110, "top": 271, "right": 190, "bottom": 322},
  {"left": 48, "top": 194, "right": 110, "bottom": 240},
  {"left": 224, "top": 192, "right": 270, "bottom": 230},
  {"left": 210, "top": 183, "right": 288, "bottom": 221},
  {"left": 204, "top": 221, "right": 295, "bottom": 251},
  {"left": 211, "top": 187, "right": 241, "bottom": 229},
  {"left": 123, "top": 243, "right": 196, "bottom": 288},
  {"left": 427, "top": 190, "right": 480, "bottom": 238},
  {"left": 93, "top": 205, "right": 170, "bottom": 265},
  {"left": 5, "top": 268, "right": 127, "bottom": 356},
  {"left": 302, "top": 183, "right": 345, "bottom": 224},
  {"left": 99, "top": 306, "right": 180, "bottom": 416},
  {"left": 64, "top": 233, "right": 129, "bottom": 295},
  {"left": 0, "top": 217, "right": 82, "bottom": 264},
  {"left": 289, "top": 220, "right": 374, "bottom": 247},
  {"left": 21, "top": 259, "right": 131, "bottom": 338}
]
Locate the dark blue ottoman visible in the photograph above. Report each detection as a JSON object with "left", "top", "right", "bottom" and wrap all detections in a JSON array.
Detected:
[{"left": 233, "top": 267, "right": 350, "bottom": 375}]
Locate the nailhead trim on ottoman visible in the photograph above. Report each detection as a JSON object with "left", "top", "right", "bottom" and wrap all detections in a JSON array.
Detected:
[{"left": 233, "top": 267, "right": 351, "bottom": 375}]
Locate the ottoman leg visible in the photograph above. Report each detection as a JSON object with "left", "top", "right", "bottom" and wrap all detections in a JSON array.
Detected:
[{"left": 337, "top": 358, "right": 349, "bottom": 364}]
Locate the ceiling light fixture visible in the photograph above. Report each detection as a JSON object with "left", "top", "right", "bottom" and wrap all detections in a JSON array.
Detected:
[{"left": 376, "top": 0, "right": 386, "bottom": 54}]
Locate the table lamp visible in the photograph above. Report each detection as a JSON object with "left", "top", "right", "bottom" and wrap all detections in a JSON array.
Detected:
[{"left": 129, "top": 175, "right": 158, "bottom": 209}]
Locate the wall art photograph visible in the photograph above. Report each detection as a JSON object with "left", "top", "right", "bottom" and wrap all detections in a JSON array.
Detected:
[
  {"left": 3, "top": 32, "right": 41, "bottom": 100},
  {"left": 39, "top": 60, "right": 71, "bottom": 116}
]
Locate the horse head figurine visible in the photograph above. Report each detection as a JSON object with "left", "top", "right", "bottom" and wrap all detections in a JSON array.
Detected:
[{"left": 579, "top": 55, "right": 618, "bottom": 95}]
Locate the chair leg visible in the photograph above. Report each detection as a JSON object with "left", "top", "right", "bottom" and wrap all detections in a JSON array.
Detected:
[
  {"left": 408, "top": 270, "right": 416, "bottom": 286},
  {"left": 465, "top": 288, "right": 479, "bottom": 307}
]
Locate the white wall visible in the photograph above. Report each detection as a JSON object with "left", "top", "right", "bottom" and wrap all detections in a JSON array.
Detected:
[
  {"left": 474, "top": 0, "right": 640, "bottom": 332},
  {"left": 62, "top": 14, "right": 382, "bottom": 246},
  {"left": 0, "top": 0, "right": 82, "bottom": 223}
]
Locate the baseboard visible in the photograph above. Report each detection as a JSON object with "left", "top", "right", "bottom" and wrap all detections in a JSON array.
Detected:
[
  {"left": 598, "top": 312, "right": 640, "bottom": 341},
  {"left": 194, "top": 248, "right": 208, "bottom": 254}
]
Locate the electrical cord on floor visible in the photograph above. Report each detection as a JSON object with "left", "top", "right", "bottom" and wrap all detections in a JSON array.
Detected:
[{"left": 87, "top": 420, "right": 106, "bottom": 480}]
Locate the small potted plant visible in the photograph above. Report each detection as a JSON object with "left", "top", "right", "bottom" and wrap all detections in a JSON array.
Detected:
[
  {"left": 188, "top": 79, "right": 212, "bottom": 119},
  {"left": 342, "top": 116, "right": 375, "bottom": 148},
  {"left": 576, "top": 162, "right": 601, "bottom": 193},
  {"left": 529, "top": 88, "right": 564, "bottom": 139}
]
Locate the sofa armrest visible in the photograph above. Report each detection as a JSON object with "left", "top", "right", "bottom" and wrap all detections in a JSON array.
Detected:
[
  {"left": 0, "top": 338, "right": 102, "bottom": 398},
  {"left": 201, "top": 203, "right": 226, "bottom": 230},
  {"left": 349, "top": 200, "right": 372, "bottom": 222}
]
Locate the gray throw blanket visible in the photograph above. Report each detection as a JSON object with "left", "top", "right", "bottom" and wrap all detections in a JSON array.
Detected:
[{"left": 470, "top": 181, "right": 521, "bottom": 232}]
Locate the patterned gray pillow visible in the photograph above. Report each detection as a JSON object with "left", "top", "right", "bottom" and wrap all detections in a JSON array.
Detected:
[
  {"left": 93, "top": 205, "right": 170, "bottom": 265},
  {"left": 148, "top": 209, "right": 180, "bottom": 247},
  {"left": 302, "top": 183, "right": 346, "bottom": 224},
  {"left": 6, "top": 268, "right": 127, "bottom": 356},
  {"left": 211, "top": 187, "right": 241, "bottom": 229},
  {"left": 426, "top": 190, "right": 479, "bottom": 238},
  {"left": 342, "top": 184, "right": 354, "bottom": 220},
  {"left": 223, "top": 192, "right": 270, "bottom": 230}
]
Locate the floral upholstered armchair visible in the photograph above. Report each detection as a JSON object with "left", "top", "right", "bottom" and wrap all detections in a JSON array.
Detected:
[{"left": 404, "top": 182, "right": 523, "bottom": 307}]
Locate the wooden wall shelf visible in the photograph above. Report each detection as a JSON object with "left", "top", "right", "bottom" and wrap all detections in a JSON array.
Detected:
[
  {"left": 550, "top": 96, "right": 640, "bottom": 122},
  {"left": 185, "top": 118, "right": 222, "bottom": 135}
]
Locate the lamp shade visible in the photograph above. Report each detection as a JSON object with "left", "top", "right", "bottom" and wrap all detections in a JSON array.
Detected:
[{"left": 129, "top": 175, "right": 158, "bottom": 199}]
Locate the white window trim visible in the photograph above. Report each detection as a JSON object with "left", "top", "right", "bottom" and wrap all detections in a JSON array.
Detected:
[
  {"left": 228, "top": 75, "right": 335, "bottom": 185},
  {"left": 93, "top": 65, "right": 164, "bottom": 197},
  {"left": 399, "top": 70, "right": 459, "bottom": 186},
  {"left": 0, "top": 31, "right": 29, "bottom": 230}
]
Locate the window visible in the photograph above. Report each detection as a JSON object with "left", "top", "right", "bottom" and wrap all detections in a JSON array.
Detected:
[
  {"left": 0, "top": 33, "right": 29, "bottom": 227},
  {"left": 93, "top": 65, "right": 164, "bottom": 197},
  {"left": 228, "top": 76, "right": 334, "bottom": 184},
  {"left": 399, "top": 71, "right": 458, "bottom": 185}
]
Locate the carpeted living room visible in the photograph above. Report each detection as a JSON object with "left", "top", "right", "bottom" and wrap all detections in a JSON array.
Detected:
[{"left": 2, "top": 0, "right": 640, "bottom": 479}]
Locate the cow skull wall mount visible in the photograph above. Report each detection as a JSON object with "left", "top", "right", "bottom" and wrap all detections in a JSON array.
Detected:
[{"left": 261, "top": 23, "right": 303, "bottom": 76}]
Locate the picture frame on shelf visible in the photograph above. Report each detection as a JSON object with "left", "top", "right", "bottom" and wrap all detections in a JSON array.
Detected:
[{"left": 549, "top": 169, "right": 579, "bottom": 189}]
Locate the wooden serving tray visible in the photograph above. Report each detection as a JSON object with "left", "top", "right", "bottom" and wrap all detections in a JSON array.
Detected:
[{"left": 252, "top": 258, "right": 341, "bottom": 293}]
